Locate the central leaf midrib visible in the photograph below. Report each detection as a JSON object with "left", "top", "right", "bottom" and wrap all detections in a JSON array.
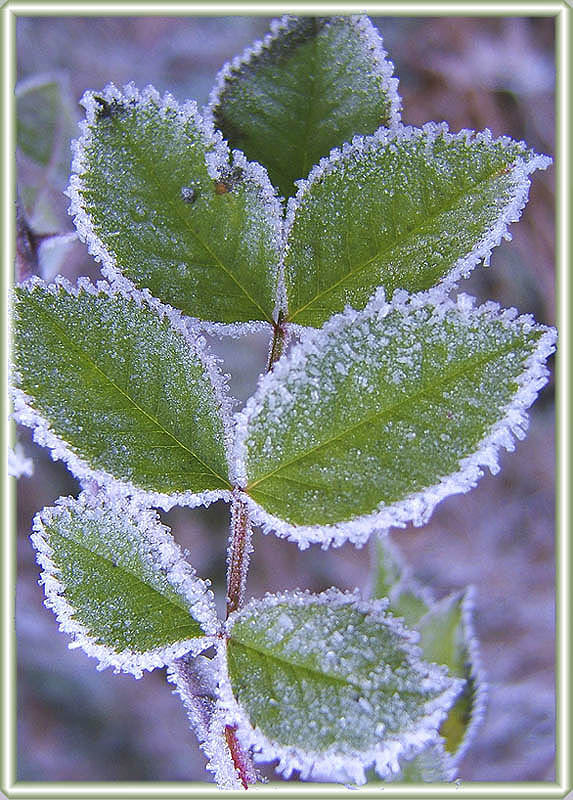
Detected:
[
  {"left": 246, "top": 335, "right": 521, "bottom": 491},
  {"left": 51, "top": 527, "right": 202, "bottom": 627},
  {"left": 29, "top": 294, "right": 230, "bottom": 488},
  {"left": 287, "top": 155, "right": 517, "bottom": 322},
  {"left": 230, "top": 635, "right": 368, "bottom": 692},
  {"left": 97, "top": 110, "right": 273, "bottom": 324}
]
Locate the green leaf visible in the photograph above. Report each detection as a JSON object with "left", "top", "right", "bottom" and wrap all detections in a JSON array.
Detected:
[
  {"left": 417, "top": 589, "right": 486, "bottom": 759},
  {"left": 223, "top": 590, "right": 462, "bottom": 785},
  {"left": 31, "top": 494, "right": 218, "bottom": 677},
  {"left": 236, "top": 290, "right": 556, "bottom": 548},
  {"left": 68, "top": 84, "right": 281, "bottom": 326},
  {"left": 283, "top": 124, "right": 551, "bottom": 327},
  {"left": 209, "top": 15, "right": 400, "bottom": 199},
  {"left": 370, "top": 536, "right": 430, "bottom": 626},
  {"left": 12, "top": 278, "right": 232, "bottom": 503}
]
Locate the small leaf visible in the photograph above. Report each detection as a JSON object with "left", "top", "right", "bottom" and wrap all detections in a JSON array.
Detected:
[
  {"left": 209, "top": 15, "right": 400, "bottom": 198},
  {"left": 370, "top": 536, "right": 430, "bottom": 626},
  {"left": 417, "top": 589, "right": 486, "bottom": 761},
  {"left": 221, "top": 590, "right": 462, "bottom": 785},
  {"left": 235, "top": 289, "right": 556, "bottom": 549},
  {"left": 68, "top": 83, "right": 281, "bottom": 327},
  {"left": 283, "top": 124, "right": 551, "bottom": 327},
  {"left": 31, "top": 494, "right": 218, "bottom": 677},
  {"left": 12, "top": 278, "right": 232, "bottom": 506}
]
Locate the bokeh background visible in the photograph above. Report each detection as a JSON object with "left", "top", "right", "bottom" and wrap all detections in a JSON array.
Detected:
[{"left": 15, "top": 13, "right": 556, "bottom": 784}]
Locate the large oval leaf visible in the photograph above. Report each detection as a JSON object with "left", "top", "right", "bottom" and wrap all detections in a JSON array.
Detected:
[
  {"left": 235, "top": 290, "right": 556, "bottom": 548},
  {"left": 68, "top": 83, "right": 281, "bottom": 327},
  {"left": 283, "top": 124, "right": 551, "bottom": 327},
  {"left": 221, "top": 590, "right": 462, "bottom": 785},
  {"left": 31, "top": 494, "right": 218, "bottom": 677},
  {"left": 12, "top": 278, "right": 232, "bottom": 506},
  {"left": 209, "top": 15, "right": 400, "bottom": 199}
]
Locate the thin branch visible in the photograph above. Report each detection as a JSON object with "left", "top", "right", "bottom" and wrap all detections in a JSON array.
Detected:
[{"left": 226, "top": 492, "right": 253, "bottom": 618}]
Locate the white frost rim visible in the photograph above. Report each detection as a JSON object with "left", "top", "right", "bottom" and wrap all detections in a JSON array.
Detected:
[
  {"left": 233, "top": 286, "right": 557, "bottom": 550},
  {"left": 66, "top": 81, "right": 283, "bottom": 335},
  {"left": 31, "top": 493, "right": 219, "bottom": 679},
  {"left": 219, "top": 588, "right": 463, "bottom": 786},
  {"left": 11, "top": 275, "right": 235, "bottom": 512},
  {"left": 283, "top": 121, "right": 551, "bottom": 323}
]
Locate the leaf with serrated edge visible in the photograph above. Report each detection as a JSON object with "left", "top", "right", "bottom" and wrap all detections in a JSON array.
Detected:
[
  {"left": 12, "top": 277, "right": 232, "bottom": 510},
  {"left": 67, "top": 83, "right": 281, "bottom": 329},
  {"left": 369, "top": 535, "right": 431, "bottom": 626},
  {"left": 219, "top": 589, "right": 462, "bottom": 785},
  {"left": 283, "top": 123, "right": 551, "bottom": 328},
  {"left": 31, "top": 493, "right": 218, "bottom": 678},
  {"left": 234, "top": 288, "right": 556, "bottom": 550},
  {"left": 417, "top": 588, "right": 487, "bottom": 763},
  {"left": 208, "top": 15, "right": 401, "bottom": 199}
]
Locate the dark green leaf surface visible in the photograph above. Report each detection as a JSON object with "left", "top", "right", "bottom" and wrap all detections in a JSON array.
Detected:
[
  {"left": 284, "top": 125, "right": 551, "bottom": 327},
  {"left": 32, "top": 496, "right": 217, "bottom": 675},
  {"left": 69, "top": 85, "right": 280, "bottom": 324},
  {"left": 225, "top": 591, "right": 460, "bottom": 783},
  {"left": 210, "top": 16, "right": 399, "bottom": 198},
  {"left": 239, "top": 292, "right": 555, "bottom": 544},
  {"left": 13, "top": 280, "right": 231, "bottom": 497}
]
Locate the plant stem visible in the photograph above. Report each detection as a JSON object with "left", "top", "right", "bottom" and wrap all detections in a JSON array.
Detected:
[
  {"left": 225, "top": 724, "right": 257, "bottom": 788},
  {"left": 265, "top": 310, "right": 288, "bottom": 373}
]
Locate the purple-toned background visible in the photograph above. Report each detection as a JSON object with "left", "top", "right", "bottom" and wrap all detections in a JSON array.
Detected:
[{"left": 16, "top": 14, "right": 555, "bottom": 784}]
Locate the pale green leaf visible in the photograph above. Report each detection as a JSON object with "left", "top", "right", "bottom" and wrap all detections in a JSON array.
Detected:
[
  {"left": 68, "top": 84, "right": 280, "bottom": 326},
  {"left": 223, "top": 590, "right": 461, "bottom": 784},
  {"left": 12, "top": 279, "right": 231, "bottom": 502},
  {"left": 284, "top": 124, "right": 551, "bottom": 327},
  {"left": 210, "top": 15, "right": 400, "bottom": 199},
  {"left": 371, "top": 536, "right": 431, "bottom": 626},
  {"left": 31, "top": 494, "right": 218, "bottom": 677},
  {"left": 236, "top": 290, "right": 556, "bottom": 548}
]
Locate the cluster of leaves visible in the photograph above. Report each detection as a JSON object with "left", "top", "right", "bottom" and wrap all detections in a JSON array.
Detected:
[{"left": 12, "top": 15, "right": 555, "bottom": 787}]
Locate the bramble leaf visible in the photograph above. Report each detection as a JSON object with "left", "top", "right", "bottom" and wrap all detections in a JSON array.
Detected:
[
  {"left": 68, "top": 84, "right": 281, "bottom": 327},
  {"left": 371, "top": 535, "right": 430, "bottom": 626},
  {"left": 284, "top": 124, "right": 551, "bottom": 327},
  {"left": 209, "top": 15, "right": 400, "bottom": 199},
  {"left": 31, "top": 494, "right": 218, "bottom": 677},
  {"left": 12, "top": 279, "right": 232, "bottom": 505},
  {"left": 221, "top": 590, "right": 462, "bottom": 785},
  {"left": 235, "top": 290, "right": 556, "bottom": 548}
]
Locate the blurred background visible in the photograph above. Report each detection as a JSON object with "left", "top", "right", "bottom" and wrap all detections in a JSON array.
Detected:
[{"left": 15, "top": 13, "right": 555, "bottom": 784}]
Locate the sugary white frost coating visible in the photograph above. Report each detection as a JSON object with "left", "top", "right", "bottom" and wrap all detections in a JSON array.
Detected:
[
  {"left": 66, "top": 82, "right": 282, "bottom": 331},
  {"left": 31, "top": 492, "right": 219, "bottom": 678},
  {"left": 14, "top": 277, "right": 232, "bottom": 510},
  {"left": 234, "top": 286, "right": 556, "bottom": 550},
  {"left": 219, "top": 588, "right": 463, "bottom": 785},
  {"left": 283, "top": 122, "right": 552, "bottom": 327}
]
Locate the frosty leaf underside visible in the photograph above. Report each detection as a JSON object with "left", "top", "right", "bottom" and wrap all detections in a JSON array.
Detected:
[
  {"left": 238, "top": 291, "right": 555, "bottom": 546},
  {"left": 210, "top": 15, "right": 400, "bottom": 199},
  {"left": 13, "top": 280, "right": 231, "bottom": 498},
  {"left": 223, "top": 591, "right": 461, "bottom": 784},
  {"left": 372, "top": 537, "right": 485, "bottom": 765},
  {"left": 284, "top": 125, "right": 551, "bottom": 327},
  {"left": 69, "top": 84, "right": 280, "bottom": 325},
  {"left": 32, "top": 496, "right": 217, "bottom": 676}
]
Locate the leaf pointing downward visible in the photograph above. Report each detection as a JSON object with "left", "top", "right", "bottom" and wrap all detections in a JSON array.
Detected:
[{"left": 235, "top": 289, "right": 556, "bottom": 549}]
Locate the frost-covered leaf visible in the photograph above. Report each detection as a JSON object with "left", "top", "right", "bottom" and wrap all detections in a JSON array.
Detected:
[
  {"left": 417, "top": 589, "right": 486, "bottom": 761},
  {"left": 209, "top": 15, "right": 400, "bottom": 199},
  {"left": 283, "top": 124, "right": 551, "bottom": 327},
  {"left": 235, "top": 289, "right": 556, "bottom": 549},
  {"left": 12, "top": 278, "right": 232, "bottom": 507},
  {"left": 220, "top": 590, "right": 462, "bottom": 785},
  {"left": 68, "top": 83, "right": 281, "bottom": 327},
  {"left": 31, "top": 494, "right": 218, "bottom": 677}
]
